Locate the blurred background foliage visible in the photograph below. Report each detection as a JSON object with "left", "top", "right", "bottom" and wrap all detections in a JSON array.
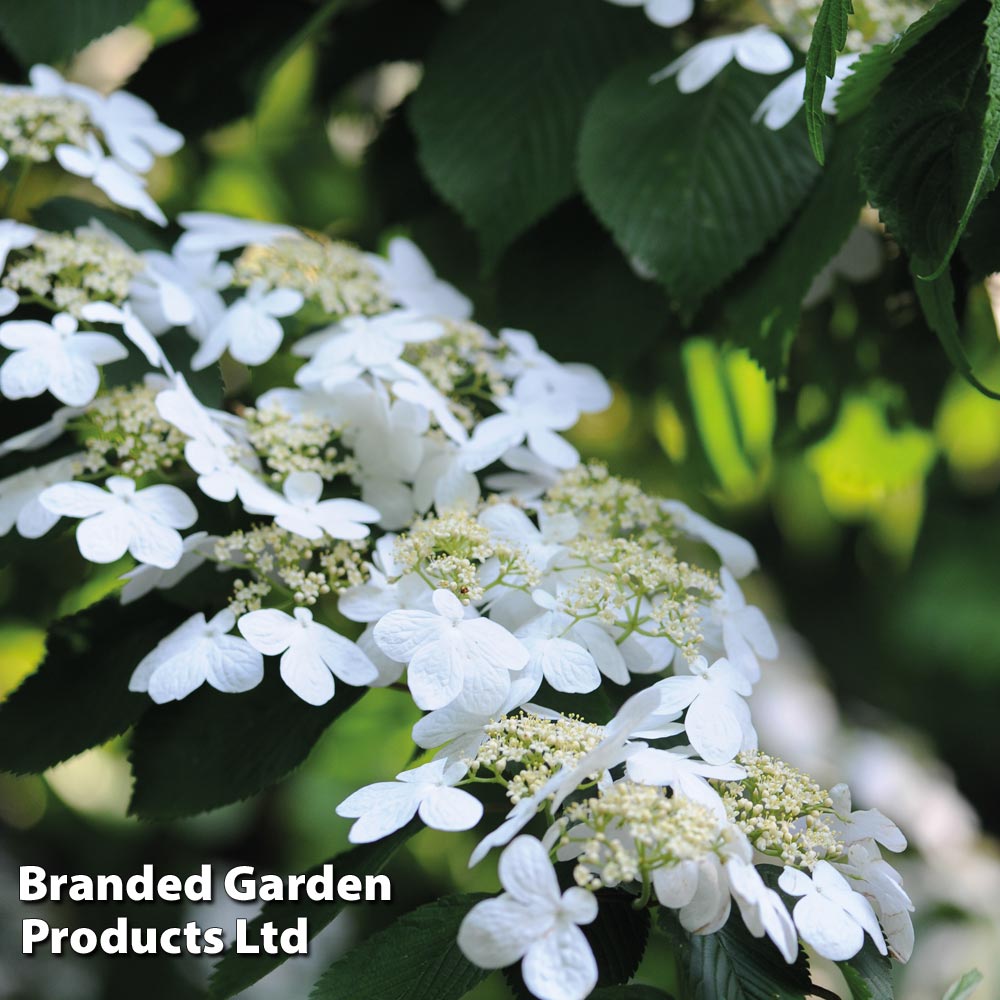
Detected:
[{"left": 2, "top": 1, "right": 1000, "bottom": 998}]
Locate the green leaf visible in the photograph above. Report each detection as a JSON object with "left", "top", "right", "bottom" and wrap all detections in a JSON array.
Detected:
[
  {"left": 590, "top": 989, "right": 676, "bottom": 1000},
  {"left": 859, "top": 0, "right": 998, "bottom": 279},
  {"left": 0, "top": 597, "right": 181, "bottom": 774},
  {"left": 662, "top": 906, "right": 812, "bottom": 1000},
  {"left": 410, "top": 0, "right": 654, "bottom": 267},
  {"left": 587, "top": 890, "right": 651, "bottom": 986},
  {"left": 0, "top": 0, "right": 148, "bottom": 65},
  {"left": 31, "top": 197, "right": 167, "bottom": 252},
  {"left": 723, "top": 117, "right": 866, "bottom": 375},
  {"left": 836, "top": 0, "right": 968, "bottom": 120},
  {"left": 803, "top": 0, "right": 854, "bottom": 163},
  {"left": 579, "top": 59, "right": 820, "bottom": 319},
  {"left": 913, "top": 267, "right": 1000, "bottom": 400},
  {"left": 128, "top": 668, "right": 368, "bottom": 820},
  {"left": 209, "top": 825, "right": 419, "bottom": 1000},
  {"left": 838, "top": 938, "right": 894, "bottom": 1000},
  {"left": 309, "top": 892, "right": 489, "bottom": 1000},
  {"left": 943, "top": 969, "right": 984, "bottom": 1000}
]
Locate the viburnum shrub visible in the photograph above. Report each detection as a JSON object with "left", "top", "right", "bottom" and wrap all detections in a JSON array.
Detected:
[{"left": 0, "top": 53, "right": 923, "bottom": 1000}]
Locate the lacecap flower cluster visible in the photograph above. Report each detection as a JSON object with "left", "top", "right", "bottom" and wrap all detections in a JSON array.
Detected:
[{"left": 0, "top": 63, "right": 910, "bottom": 1000}]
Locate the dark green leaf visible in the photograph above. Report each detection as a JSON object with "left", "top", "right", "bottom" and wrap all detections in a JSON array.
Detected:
[
  {"left": 913, "top": 267, "right": 1000, "bottom": 400},
  {"left": 723, "top": 117, "right": 866, "bottom": 375},
  {"left": 804, "top": 0, "right": 854, "bottom": 162},
  {"left": 410, "top": 0, "right": 655, "bottom": 267},
  {"left": 586, "top": 889, "right": 651, "bottom": 986},
  {"left": 579, "top": 59, "right": 820, "bottom": 318},
  {"left": 31, "top": 197, "right": 167, "bottom": 251},
  {"left": 0, "top": 0, "right": 148, "bottom": 66},
  {"left": 662, "top": 906, "right": 812, "bottom": 1000},
  {"left": 590, "top": 989, "right": 676, "bottom": 1000},
  {"left": 0, "top": 597, "right": 181, "bottom": 774},
  {"left": 128, "top": 668, "right": 368, "bottom": 820},
  {"left": 309, "top": 892, "right": 489, "bottom": 1000},
  {"left": 209, "top": 825, "right": 419, "bottom": 1000},
  {"left": 838, "top": 937, "right": 894, "bottom": 1000},
  {"left": 836, "top": 0, "right": 968, "bottom": 120},
  {"left": 943, "top": 969, "right": 984, "bottom": 1000},
  {"left": 859, "top": 0, "right": 1000, "bottom": 280}
]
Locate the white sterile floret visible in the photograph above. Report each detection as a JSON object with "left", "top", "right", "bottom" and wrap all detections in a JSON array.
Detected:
[
  {"left": 0, "top": 219, "right": 36, "bottom": 271},
  {"left": 725, "top": 855, "right": 798, "bottom": 963},
  {"left": 0, "top": 406, "right": 82, "bottom": 457},
  {"left": 192, "top": 279, "right": 303, "bottom": 370},
  {"left": 0, "top": 288, "right": 17, "bottom": 316},
  {"left": 778, "top": 860, "right": 887, "bottom": 962},
  {"left": 55, "top": 134, "right": 167, "bottom": 225},
  {"left": 659, "top": 498, "right": 758, "bottom": 578},
  {"left": 625, "top": 745, "right": 744, "bottom": 818},
  {"left": 129, "top": 245, "right": 232, "bottom": 341},
  {"left": 0, "top": 312, "right": 128, "bottom": 406},
  {"left": 293, "top": 310, "right": 444, "bottom": 388},
  {"left": 478, "top": 503, "right": 576, "bottom": 571},
  {"left": 703, "top": 569, "right": 777, "bottom": 682},
  {"left": 651, "top": 27, "right": 794, "bottom": 94},
  {"left": 373, "top": 588, "right": 530, "bottom": 712},
  {"left": 336, "top": 759, "right": 483, "bottom": 843},
  {"left": 80, "top": 300, "right": 170, "bottom": 372},
  {"left": 754, "top": 54, "right": 860, "bottom": 131},
  {"left": 654, "top": 657, "right": 755, "bottom": 765},
  {"left": 240, "top": 470, "right": 380, "bottom": 541},
  {"left": 338, "top": 535, "right": 431, "bottom": 622},
  {"left": 175, "top": 210, "right": 297, "bottom": 254},
  {"left": 466, "top": 375, "right": 579, "bottom": 471},
  {"left": 365, "top": 237, "right": 472, "bottom": 320},
  {"left": 0, "top": 454, "right": 82, "bottom": 539},
  {"left": 458, "top": 836, "right": 599, "bottom": 1000},
  {"left": 39, "top": 475, "right": 197, "bottom": 568},
  {"left": 484, "top": 446, "right": 561, "bottom": 500},
  {"left": 514, "top": 591, "right": 601, "bottom": 695},
  {"left": 119, "top": 530, "right": 217, "bottom": 604},
  {"left": 238, "top": 605, "right": 378, "bottom": 705},
  {"left": 86, "top": 89, "right": 183, "bottom": 173},
  {"left": 129, "top": 608, "right": 264, "bottom": 703},
  {"left": 827, "top": 783, "right": 907, "bottom": 853},
  {"left": 604, "top": 0, "right": 693, "bottom": 28}
]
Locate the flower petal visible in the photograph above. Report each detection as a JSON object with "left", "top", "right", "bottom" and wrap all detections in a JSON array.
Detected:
[
  {"left": 522, "top": 922, "right": 598, "bottom": 1000},
  {"left": 418, "top": 786, "right": 483, "bottom": 832}
]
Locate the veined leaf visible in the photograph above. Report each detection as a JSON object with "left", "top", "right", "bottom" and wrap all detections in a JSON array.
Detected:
[
  {"left": 838, "top": 938, "right": 894, "bottom": 1000},
  {"left": 579, "top": 58, "right": 819, "bottom": 319},
  {"left": 804, "top": 0, "right": 854, "bottom": 163},
  {"left": 410, "top": 0, "right": 655, "bottom": 267},
  {"left": 128, "top": 667, "right": 368, "bottom": 820},
  {"left": 309, "top": 892, "right": 489, "bottom": 1000},
  {"left": 209, "top": 825, "right": 419, "bottom": 999}
]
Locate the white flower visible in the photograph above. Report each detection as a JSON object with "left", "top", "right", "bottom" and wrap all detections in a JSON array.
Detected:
[
  {"left": 484, "top": 446, "right": 561, "bottom": 501},
  {"left": 55, "top": 135, "right": 166, "bottom": 225},
  {"left": 514, "top": 593, "right": 601, "bottom": 695},
  {"left": 373, "top": 588, "right": 529, "bottom": 712},
  {"left": 338, "top": 535, "right": 431, "bottom": 623},
  {"left": 191, "top": 280, "right": 303, "bottom": 370},
  {"left": 0, "top": 288, "right": 17, "bottom": 316},
  {"left": 365, "top": 237, "right": 472, "bottom": 319},
  {"left": 87, "top": 89, "right": 183, "bottom": 173},
  {"left": 119, "top": 530, "right": 217, "bottom": 605},
  {"left": 458, "top": 836, "right": 599, "bottom": 1000},
  {"left": 412, "top": 437, "right": 482, "bottom": 516},
  {"left": 466, "top": 376, "right": 579, "bottom": 472},
  {"left": 0, "top": 454, "right": 82, "bottom": 539},
  {"left": 625, "top": 745, "right": 744, "bottom": 818},
  {"left": 239, "top": 470, "right": 380, "bottom": 541},
  {"left": 827, "top": 784, "right": 907, "bottom": 853},
  {"left": 499, "top": 330, "right": 612, "bottom": 416},
  {"left": 0, "top": 406, "right": 83, "bottom": 457},
  {"left": 294, "top": 310, "right": 444, "bottom": 388},
  {"left": 237, "top": 605, "right": 378, "bottom": 705},
  {"left": 80, "top": 301, "right": 170, "bottom": 372},
  {"left": 0, "top": 219, "right": 36, "bottom": 271},
  {"left": 0, "top": 312, "right": 128, "bottom": 406},
  {"left": 705, "top": 569, "right": 777, "bottom": 682},
  {"left": 660, "top": 499, "right": 758, "bottom": 578},
  {"left": 654, "top": 657, "right": 755, "bottom": 765},
  {"left": 478, "top": 503, "right": 576, "bottom": 571},
  {"left": 604, "top": 0, "right": 693, "bottom": 27},
  {"left": 129, "top": 246, "right": 232, "bottom": 341},
  {"left": 39, "top": 475, "right": 197, "bottom": 569},
  {"left": 779, "top": 861, "right": 887, "bottom": 962},
  {"left": 129, "top": 608, "right": 264, "bottom": 703},
  {"left": 725, "top": 856, "right": 798, "bottom": 963},
  {"left": 175, "top": 211, "right": 298, "bottom": 255},
  {"left": 651, "top": 27, "right": 794, "bottom": 94},
  {"left": 837, "top": 842, "right": 913, "bottom": 925},
  {"left": 336, "top": 758, "right": 483, "bottom": 843},
  {"left": 754, "top": 54, "right": 860, "bottom": 131}
]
